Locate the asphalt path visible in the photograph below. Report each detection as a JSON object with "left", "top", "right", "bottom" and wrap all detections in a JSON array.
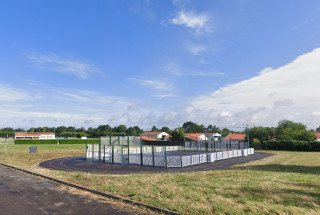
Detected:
[
  {"left": 0, "top": 165, "right": 147, "bottom": 215},
  {"left": 39, "top": 152, "right": 272, "bottom": 174}
]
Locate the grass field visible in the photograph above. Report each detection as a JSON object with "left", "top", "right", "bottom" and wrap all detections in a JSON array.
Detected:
[{"left": 0, "top": 144, "right": 320, "bottom": 214}]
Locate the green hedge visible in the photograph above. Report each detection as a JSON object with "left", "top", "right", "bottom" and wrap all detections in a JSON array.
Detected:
[
  {"left": 262, "top": 140, "right": 320, "bottom": 151},
  {"left": 15, "top": 139, "right": 58, "bottom": 144},
  {"left": 58, "top": 139, "right": 100, "bottom": 144}
]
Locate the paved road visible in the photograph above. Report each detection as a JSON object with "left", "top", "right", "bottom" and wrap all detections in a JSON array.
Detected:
[
  {"left": 39, "top": 152, "right": 272, "bottom": 174},
  {"left": 0, "top": 165, "right": 147, "bottom": 215}
]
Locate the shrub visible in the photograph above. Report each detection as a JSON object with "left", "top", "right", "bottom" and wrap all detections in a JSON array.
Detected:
[
  {"left": 15, "top": 139, "right": 58, "bottom": 144},
  {"left": 262, "top": 140, "right": 320, "bottom": 151},
  {"left": 58, "top": 139, "right": 100, "bottom": 144}
]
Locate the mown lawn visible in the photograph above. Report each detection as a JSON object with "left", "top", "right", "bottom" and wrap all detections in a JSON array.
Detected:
[{"left": 0, "top": 144, "right": 319, "bottom": 214}]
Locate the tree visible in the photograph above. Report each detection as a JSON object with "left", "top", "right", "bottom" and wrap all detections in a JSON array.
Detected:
[
  {"left": 276, "top": 120, "right": 316, "bottom": 141},
  {"left": 316, "top": 126, "right": 320, "bottom": 132},
  {"left": 161, "top": 126, "right": 171, "bottom": 134},
  {"left": 116, "top": 125, "right": 127, "bottom": 133},
  {"left": 126, "top": 126, "right": 144, "bottom": 136},
  {"left": 55, "top": 126, "right": 67, "bottom": 135},
  {"left": 182, "top": 121, "right": 205, "bottom": 133},
  {"left": 96, "top": 125, "right": 112, "bottom": 136},
  {"left": 221, "top": 128, "right": 231, "bottom": 137},
  {"left": 170, "top": 127, "right": 185, "bottom": 141},
  {"left": 151, "top": 125, "right": 159, "bottom": 132},
  {"left": 247, "top": 126, "right": 276, "bottom": 144},
  {"left": 206, "top": 124, "right": 221, "bottom": 133}
]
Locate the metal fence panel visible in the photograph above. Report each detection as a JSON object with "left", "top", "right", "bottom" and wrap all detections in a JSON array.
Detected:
[
  {"left": 216, "top": 152, "right": 223, "bottom": 160},
  {"left": 167, "top": 156, "right": 181, "bottom": 167},
  {"left": 129, "top": 147, "right": 141, "bottom": 165},
  {"left": 242, "top": 149, "right": 248, "bottom": 156},
  {"left": 222, "top": 151, "right": 229, "bottom": 159},
  {"left": 207, "top": 153, "right": 215, "bottom": 162},
  {"left": 228, "top": 151, "right": 234, "bottom": 158},
  {"left": 182, "top": 156, "right": 192, "bottom": 167},
  {"left": 113, "top": 146, "right": 123, "bottom": 163},
  {"left": 200, "top": 154, "right": 207, "bottom": 163}
]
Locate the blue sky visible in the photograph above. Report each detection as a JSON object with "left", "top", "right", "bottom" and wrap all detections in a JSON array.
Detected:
[{"left": 1, "top": 0, "right": 320, "bottom": 130}]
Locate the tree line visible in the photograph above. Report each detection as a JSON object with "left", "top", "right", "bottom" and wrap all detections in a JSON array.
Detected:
[{"left": 1, "top": 120, "right": 318, "bottom": 142}]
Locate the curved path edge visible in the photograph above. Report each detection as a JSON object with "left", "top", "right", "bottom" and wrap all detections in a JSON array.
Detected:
[{"left": 0, "top": 162, "right": 180, "bottom": 215}]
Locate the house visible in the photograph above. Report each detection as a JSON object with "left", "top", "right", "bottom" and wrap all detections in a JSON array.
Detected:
[
  {"left": 224, "top": 133, "right": 246, "bottom": 144},
  {"left": 184, "top": 133, "right": 207, "bottom": 141},
  {"left": 141, "top": 132, "right": 171, "bottom": 140},
  {"left": 14, "top": 132, "right": 55, "bottom": 140},
  {"left": 205, "top": 133, "right": 221, "bottom": 141},
  {"left": 314, "top": 132, "right": 320, "bottom": 141}
]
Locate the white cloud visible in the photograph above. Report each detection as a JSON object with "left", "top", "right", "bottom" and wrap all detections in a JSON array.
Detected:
[
  {"left": 59, "top": 92, "right": 88, "bottom": 102},
  {"left": 171, "top": 11, "right": 210, "bottom": 34},
  {"left": 0, "top": 84, "right": 39, "bottom": 102},
  {"left": 27, "top": 53, "right": 99, "bottom": 79},
  {"left": 130, "top": 78, "right": 172, "bottom": 91},
  {"left": 188, "top": 45, "right": 206, "bottom": 55},
  {"left": 180, "top": 48, "right": 320, "bottom": 128},
  {"left": 152, "top": 94, "right": 179, "bottom": 98},
  {"left": 190, "top": 71, "right": 224, "bottom": 77}
]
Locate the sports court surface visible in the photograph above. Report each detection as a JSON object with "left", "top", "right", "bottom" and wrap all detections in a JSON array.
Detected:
[{"left": 39, "top": 152, "right": 271, "bottom": 174}]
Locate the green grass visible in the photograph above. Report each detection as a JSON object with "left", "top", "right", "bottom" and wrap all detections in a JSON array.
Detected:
[{"left": 0, "top": 145, "right": 320, "bottom": 214}]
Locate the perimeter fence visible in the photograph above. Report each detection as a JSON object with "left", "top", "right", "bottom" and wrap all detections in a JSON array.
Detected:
[{"left": 86, "top": 143, "right": 254, "bottom": 168}]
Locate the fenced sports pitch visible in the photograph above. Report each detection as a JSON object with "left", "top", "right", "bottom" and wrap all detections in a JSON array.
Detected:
[{"left": 86, "top": 138, "right": 254, "bottom": 168}]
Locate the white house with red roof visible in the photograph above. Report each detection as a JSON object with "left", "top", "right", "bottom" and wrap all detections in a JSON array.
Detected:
[
  {"left": 141, "top": 132, "right": 171, "bottom": 140},
  {"left": 224, "top": 133, "right": 247, "bottom": 144},
  {"left": 14, "top": 132, "right": 55, "bottom": 140},
  {"left": 314, "top": 132, "right": 320, "bottom": 141},
  {"left": 184, "top": 133, "right": 207, "bottom": 141}
]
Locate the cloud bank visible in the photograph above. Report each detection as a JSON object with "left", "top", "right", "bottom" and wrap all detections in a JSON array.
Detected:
[{"left": 179, "top": 48, "right": 320, "bottom": 127}]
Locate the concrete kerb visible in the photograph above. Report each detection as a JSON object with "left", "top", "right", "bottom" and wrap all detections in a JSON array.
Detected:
[{"left": 0, "top": 162, "right": 180, "bottom": 215}]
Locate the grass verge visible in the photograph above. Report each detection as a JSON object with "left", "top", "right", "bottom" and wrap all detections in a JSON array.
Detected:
[{"left": 0, "top": 144, "right": 320, "bottom": 214}]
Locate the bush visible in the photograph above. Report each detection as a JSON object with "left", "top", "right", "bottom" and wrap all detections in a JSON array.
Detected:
[
  {"left": 15, "top": 139, "right": 58, "bottom": 144},
  {"left": 262, "top": 140, "right": 320, "bottom": 151},
  {"left": 0, "top": 132, "right": 14, "bottom": 138},
  {"left": 58, "top": 139, "right": 100, "bottom": 144}
]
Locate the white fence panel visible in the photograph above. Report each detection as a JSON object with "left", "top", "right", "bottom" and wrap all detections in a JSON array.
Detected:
[
  {"left": 167, "top": 156, "right": 181, "bottom": 167},
  {"left": 228, "top": 151, "right": 233, "bottom": 158},
  {"left": 222, "top": 151, "right": 229, "bottom": 159},
  {"left": 242, "top": 149, "right": 248, "bottom": 156},
  {"left": 200, "top": 154, "right": 207, "bottom": 163},
  {"left": 192, "top": 155, "right": 200, "bottom": 165},
  {"left": 216, "top": 152, "right": 223, "bottom": 160},
  {"left": 182, "top": 156, "right": 192, "bottom": 167},
  {"left": 208, "top": 153, "right": 215, "bottom": 162}
]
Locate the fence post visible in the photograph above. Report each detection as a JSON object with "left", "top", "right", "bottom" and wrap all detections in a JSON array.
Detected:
[
  {"left": 165, "top": 146, "right": 168, "bottom": 168},
  {"left": 112, "top": 144, "right": 114, "bottom": 164},
  {"left": 128, "top": 144, "right": 130, "bottom": 164},
  {"left": 98, "top": 143, "right": 101, "bottom": 163},
  {"left": 180, "top": 155, "right": 183, "bottom": 168},
  {"left": 140, "top": 144, "right": 143, "bottom": 166},
  {"left": 103, "top": 144, "right": 106, "bottom": 163},
  {"left": 92, "top": 144, "right": 94, "bottom": 160},
  {"left": 121, "top": 146, "right": 124, "bottom": 164},
  {"left": 152, "top": 146, "right": 155, "bottom": 167}
]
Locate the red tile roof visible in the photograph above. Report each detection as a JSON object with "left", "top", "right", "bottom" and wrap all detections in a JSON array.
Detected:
[
  {"left": 15, "top": 132, "right": 55, "bottom": 137},
  {"left": 314, "top": 132, "right": 320, "bottom": 138},
  {"left": 142, "top": 132, "right": 166, "bottom": 136},
  {"left": 141, "top": 136, "right": 158, "bottom": 141},
  {"left": 225, "top": 133, "right": 246, "bottom": 140},
  {"left": 185, "top": 133, "right": 204, "bottom": 141}
]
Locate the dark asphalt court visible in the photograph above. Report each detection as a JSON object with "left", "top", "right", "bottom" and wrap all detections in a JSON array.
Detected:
[
  {"left": 39, "top": 152, "right": 272, "bottom": 174},
  {"left": 0, "top": 165, "right": 147, "bottom": 215}
]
